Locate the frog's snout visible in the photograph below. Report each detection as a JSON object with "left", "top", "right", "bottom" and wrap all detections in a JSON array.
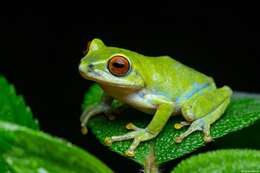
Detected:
[
  {"left": 79, "top": 62, "right": 101, "bottom": 80},
  {"left": 79, "top": 63, "right": 90, "bottom": 79}
]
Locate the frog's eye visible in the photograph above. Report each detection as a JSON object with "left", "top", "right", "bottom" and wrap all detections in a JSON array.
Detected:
[{"left": 108, "top": 55, "right": 130, "bottom": 77}]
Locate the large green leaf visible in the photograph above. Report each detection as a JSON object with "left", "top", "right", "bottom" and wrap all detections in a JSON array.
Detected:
[
  {"left": 0, "top": 76, "right": 113, "bottom": 172},
  {"left": 0, "top": 120, "right": 113, "bottom": 173},
  {"left": 0, "top": 76, "right": 38, "bottom": 130},
  {"left": 0, "top": 156, "right": 10, "bottom": 173},
  {"left": 82, "top": 84, "right": 260, "bottom": 165},
  {"left": 171, "top": 149, "right": 260, "bottom": 173}
]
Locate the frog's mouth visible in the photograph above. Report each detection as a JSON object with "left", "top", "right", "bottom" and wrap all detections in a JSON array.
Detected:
[{"left": 80, "top": 69, "right": 144, "bottom": 90}]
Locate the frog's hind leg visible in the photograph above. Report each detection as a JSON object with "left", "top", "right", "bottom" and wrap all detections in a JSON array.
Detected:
[{"left": 175, "top": 86, "right": 232, "bottom": 143}]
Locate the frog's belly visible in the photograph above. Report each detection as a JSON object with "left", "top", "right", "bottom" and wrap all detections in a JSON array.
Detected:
[
  {"left": 108, "top": 89, "right": 178, "bottom": 115},
  {"left": 111, "top": 92, "right": 155, "bottom": 115},
  {"left": 123, "top": 93, "right": 162, "bottom": 115},
  {"left": 129, "top": 103, "right": 156, "bottom": 115},
  {"left": 124, "top": 95, "right": 179, "bottom": 115}
]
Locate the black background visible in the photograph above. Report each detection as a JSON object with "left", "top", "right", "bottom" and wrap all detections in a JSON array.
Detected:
[{"left": 0, "top": 2, "right": 260, "bottom": 173}]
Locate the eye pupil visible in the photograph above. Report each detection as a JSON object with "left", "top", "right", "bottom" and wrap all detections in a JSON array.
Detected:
[{"left": 112, "top": 62, "right": 125, "bottom": 68}]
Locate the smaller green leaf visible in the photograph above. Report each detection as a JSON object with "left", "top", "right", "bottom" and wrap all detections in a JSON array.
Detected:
[
  {"left": 0, "top": 76, "right": 39, "bottom": 130},
  {"left": 0, "top": 120, "right": 113, "bottom": 173},
  {"left": 172, "top": 149, "right": 260, "bottom": 173},
  {"left": 82, "top": 84, "right": 260, "bottom": 165}
]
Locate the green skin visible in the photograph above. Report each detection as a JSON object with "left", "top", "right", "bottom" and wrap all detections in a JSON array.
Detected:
[{"left": 79, "top": 38, "right": 232, "bottom": 157}]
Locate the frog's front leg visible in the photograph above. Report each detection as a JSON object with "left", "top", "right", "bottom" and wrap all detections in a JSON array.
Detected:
[
  {"left": 105, "top": 99, "right": 175, "bottom": 157},
  {"left": 81, "top": 93, "right": 123, "bottom": 134},
  {"left": 175, "top": 86, "right": 232, "bottom": 143}
]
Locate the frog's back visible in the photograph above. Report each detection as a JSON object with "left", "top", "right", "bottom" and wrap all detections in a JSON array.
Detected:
[{"left": 137, "top": 55, "right": 215, "bottom": 100}]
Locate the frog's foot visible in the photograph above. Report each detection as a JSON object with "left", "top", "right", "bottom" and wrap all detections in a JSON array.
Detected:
[
  {"left": 104, "top": 122, "right": 156, "bottom": 157},
  {"left": 174, "top": 121, "right": 190, "bottom": 130},
  {"left": 175, "top": 119, "right": 212, "bottom": 143}
]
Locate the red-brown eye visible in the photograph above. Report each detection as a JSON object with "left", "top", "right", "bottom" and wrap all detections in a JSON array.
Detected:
[{"left": 108, "top": 55, "right": 130, "bottom": 76}]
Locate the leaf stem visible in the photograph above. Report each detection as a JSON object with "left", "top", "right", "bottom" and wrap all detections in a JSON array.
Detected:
[{"left": 144, "top": 145, "right": 159, "bottom": 173}]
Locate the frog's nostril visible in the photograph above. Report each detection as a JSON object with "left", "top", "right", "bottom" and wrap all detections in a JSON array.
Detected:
[
  {"left": 88, "top": 64, "right": 94, "bottom": 69},
  {"left": 87, "top": 64, "right": 94, "bottom": 73}
]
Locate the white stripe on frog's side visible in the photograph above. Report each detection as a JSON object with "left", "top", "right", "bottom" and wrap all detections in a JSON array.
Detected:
[
  {"left": 124, "top": 89, "right": 175, "bottom": 115},
  {"left": 102, "top": 86, "right": 176, "bottom": 115},
  {"left": 123, "top": 90, "right": 156, "bottom": 114}
]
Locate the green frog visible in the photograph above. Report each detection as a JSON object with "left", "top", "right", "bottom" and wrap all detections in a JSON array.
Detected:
[{"left": 78, "top": 38, "right": 232, "bottom": 157}]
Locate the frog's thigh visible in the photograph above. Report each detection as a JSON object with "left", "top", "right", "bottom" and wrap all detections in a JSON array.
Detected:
[
  {"left": 176, "top": 86, "right": 232, "bottom": 143},
  {"left": 181, "top": 86, "right": 232, "bottom": 122}
]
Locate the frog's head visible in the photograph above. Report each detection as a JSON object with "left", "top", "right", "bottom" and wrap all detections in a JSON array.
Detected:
[{"left": 79, "top": 38, "right": 145, "bottom": 90}]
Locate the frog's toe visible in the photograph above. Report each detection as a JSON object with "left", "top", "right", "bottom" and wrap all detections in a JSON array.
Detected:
[
  {"left": 81, "top": 126, "right": 88, "bottom": 135},
  {"left": 175, "top": 119, "right": 211, "bottom": 143},
  {"left": 203, "top": 135, "right": 213, "bottom": 143},
  {"left": 174, "top": 121, "right": 190, "bottom": 130},
  {"left": 175, "top": 136, "right": 184, "bottom": 143},
  {"left": 174, "top": 123, "right": 183, "bottom": 130},
  {"left": 202, "top": 124, "right": 213, "bottom": 143},
  {"left": 125, "top": 149, "right": 135, "bottom": 157},
  {"left": 104, "top": 137, "right": 113, "bottom": 146},
  {"left": 125, "top": 122, "right": 141, "bottom": 131}
]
